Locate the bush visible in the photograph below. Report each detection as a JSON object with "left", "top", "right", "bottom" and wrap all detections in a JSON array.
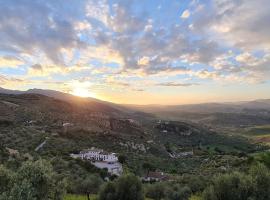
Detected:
[
  {"left": 202, "top": 163, "right": 270, "bottom": 200},
  {"left": 99, "top": 174, "right": 144, "bottom": 200},
  {"left": 118, "top": 154, "right": 127, "bottom": 164},
  {"left": 202, "top": 172, "right": 252, "bottom": 200},
  {"left": 0, "top": 165, "right": 13, "bottom": 194},
  {"left": 165, "top": 185, "right": 191, "bottom": 200},
  {"left": 249, "top": 163, "right": 270, "bottom": 200},
  {"left": 99, "top": 182, "right": 118, "bottom": 200},
  {"left": 145, "top": 183, "right": 166, "bottom": 200},
  {"left": 0, "top": 160, "right": 67, "bottom": 200},
  {"left": 79, "top": 175, "right": 103, "bottom": 200}
]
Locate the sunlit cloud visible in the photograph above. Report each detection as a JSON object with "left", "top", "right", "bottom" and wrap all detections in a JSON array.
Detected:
[
  {"left": 0, "top": 74, "right": 27, "bottom": 88},
  {"left": 0, "top": 56, "right": 24, "bottom": 68},
  {"left": 0, "top": 0, "right": 270, "bottom": 104},
  {"left": 181, "top": 9, "right": 190, "bottom": 19}
]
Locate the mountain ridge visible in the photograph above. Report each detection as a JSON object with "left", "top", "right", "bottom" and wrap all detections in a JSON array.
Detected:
[{"left": 1, "top": 87, "right": 270, "bottom": 110}]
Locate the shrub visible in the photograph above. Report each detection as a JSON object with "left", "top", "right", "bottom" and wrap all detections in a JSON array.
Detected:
[
  {"left": 99, "top": 174, "right": 144, "bottom": 200},
  {"left": 202, "top": 164, "right": 270, "bottom": 200},
  {"left": 145, "top": 183, "right": 166, "bottom": 200},
  {"left": 0, "top": 160, "right": 66, "bottom": 200}
]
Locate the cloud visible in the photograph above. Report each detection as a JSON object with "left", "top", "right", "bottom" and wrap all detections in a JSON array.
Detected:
[
  {"left": 109, "top": 2, "right": 145, "bottom": 33},
  {"left": 93, "top": 12, "right": 222, "bottom": 76},
  {"left": 137, "top": 56, "right": 150, "bottom": 66},
  {"left": 0, "top": 0, "right": 270, "bottom": 90},
  {"left": 86, "top": 0, "right": 109, "bottom": 26},
  {"left": 0, "top": 0, "right": 87, "bottom": 65},
  {"left": 235, "top": 52, "right": 258, "bottom": 64},
  {"left": 27, "top": 63, "right": 90, "bottom": 77},
  {"left": 80, "top": 46, "right": 124, "bottom": 66},
  {"left": 156, "top": 82, "right": 199, "bottom": 87},
  {"left": 132, "top": 88, "right": 144, "bottom": 92},
  {"left": 105, "top": 76, "right": 131, "bottom": 88},
  {"left": 0, "top": 56, "right": 24, "bottom": 68},
  {"left": 30, "top": 64, "right": 43, "bottom": 71},
  {"left": 144, "top": 24, "right": 153, "bottom": 32},
  {"left": 0, "top": 0, "right": 224, "bottom": 80},
  {"left": 191, "top": 0, "right": 270, "bottom": 49},
  {"left": 181, "top": 10, "right": 190, "bottom": 19},
  {"left": 0, "top": 74, "right": 25, "bottom": 87}
]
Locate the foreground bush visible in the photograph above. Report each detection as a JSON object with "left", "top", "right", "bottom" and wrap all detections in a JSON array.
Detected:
[
  {"left": 145, "top": 182, "right": 166, "bottom": 200},
  {"left": 99, "top": 174, "right": 144, "bottom": 200},
  {"left": 79, "top": 175, "right": 103, "bottom": 200},
  {"left": 202, "top": 163, "right": 270, "bottom": 200},
  {"left": 0, "top": 160, "right": 66, "bottom": 200}
]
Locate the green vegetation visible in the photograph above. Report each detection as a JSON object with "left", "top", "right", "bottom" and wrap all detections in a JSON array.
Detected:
[
  {"left": 99, "top": 174, "right": 144, "bottom": 200},
  {"left": 1, "top": 93, "right": 270, "bottom": 200},
  {"left": 145, "top": 182, "right": 191, "bottom": 200},
  {"left": 0, "top": 160, "right": 66, "bottom": 200},
  {"left": 202, "top": 163, "right": 270, "bottom": 200},
  {"left": 64, "top": 194, "right": 96, "bottom": 200},
  {"left": 79, "top": 175, "right": 103, "bottom": 200},
  {"left": 245, "top": 125, "right": 270, "bottom": 136},
  {"left": 236, "top": 124, "right": 270, "bottom": 146}
]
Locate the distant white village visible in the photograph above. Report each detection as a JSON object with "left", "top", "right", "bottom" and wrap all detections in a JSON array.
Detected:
[{"left": 70, "top": 147, "right": 123, "bottom": 176}]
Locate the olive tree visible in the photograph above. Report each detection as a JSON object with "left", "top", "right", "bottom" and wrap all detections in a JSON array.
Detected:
[
  {"left": 99, "top": 174, "right": 144, "bottom": 200},
  {"left": 0, "top": 160, "right": 66, "bottom": 200}
]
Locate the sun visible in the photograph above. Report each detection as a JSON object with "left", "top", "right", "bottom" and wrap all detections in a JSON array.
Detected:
[{"left": 71, "top": 87, "right": 96, "bottom": 98}]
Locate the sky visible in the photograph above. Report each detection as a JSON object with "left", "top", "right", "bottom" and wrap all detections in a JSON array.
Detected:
[{"left": 0, "top": 0, "right": 270, "bottom": 105}]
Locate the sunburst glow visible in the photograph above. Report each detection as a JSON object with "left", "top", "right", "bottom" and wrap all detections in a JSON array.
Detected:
[
  {"left": 69, "top": 80, "right": 96, "bottom": 98},
  {"left": 71, "top": 87, "right": 96, "bottom": 98}
]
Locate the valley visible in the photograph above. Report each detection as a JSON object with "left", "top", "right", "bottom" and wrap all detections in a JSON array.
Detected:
[{"left": 1, "top": 90, "right": 270, "bottom": 200}]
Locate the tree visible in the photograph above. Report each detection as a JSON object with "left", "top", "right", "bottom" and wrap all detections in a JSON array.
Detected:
[
  {"left": 3, "top": 180, "right": 36, "bottom": 200},
  {"left": 118, "top": 154, "right": 127, "bottom": 164},
  {"left": 116, "top": 174, "right": 144, "bottom": 200},
  {"left": 99, "top": 182, "right": 118, "bottom": 200},
  {"left": 145, "top": 182, "right": 166, "bottom": 200},
  {"left": 165, "top": 184, "right": 191, "bottom": 200},
  {"left": 99, "top": 174, "right": 144, "bottom": 200},
  {"left": 0, "top": 160, "right": 66, "bottom": 200},
  {"left": 80, "top": 174, "right": 103, "bottom": 200},
  {"left": 202, "top": 172, "right": 252, "bottom": 200},
  {"left": 142, "top": 162, "right": 155, "bottom": 176},
  {"left": 202, "top": 164, "right": 270, "bottom": 200}
]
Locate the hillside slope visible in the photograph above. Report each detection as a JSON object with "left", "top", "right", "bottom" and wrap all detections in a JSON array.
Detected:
[{"left": 0, "top": 93, "right": 260, "bottom": 176}]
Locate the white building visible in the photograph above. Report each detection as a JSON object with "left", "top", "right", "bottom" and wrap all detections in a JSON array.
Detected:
[
  {"left": 93, "top": 161, "right": 123, "bottom": 176},
  {"left": 71, "top": 148, "right": 118, "bottom": 162},
  {"left": 70, "top": 147, "right": 122, "bottom": 176}
]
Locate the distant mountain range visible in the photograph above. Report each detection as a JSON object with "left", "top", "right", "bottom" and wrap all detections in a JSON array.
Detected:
[
  {"left": 1, "top": 87, "right": 270, "bottom": 115},
  {"left": 0, "top": 87, "right": 134, "bottom": 117},
  {"left": 127, "top": 100, "right": 270, "bottom": 114},
  {"left": 0, "top": 87, "right": 101, "bottom": 102}
]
